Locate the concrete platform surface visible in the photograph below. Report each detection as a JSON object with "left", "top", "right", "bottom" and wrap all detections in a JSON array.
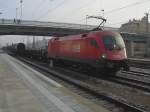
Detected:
[{"left": 0, "top": 53, "right": 111, "bottom": 112}]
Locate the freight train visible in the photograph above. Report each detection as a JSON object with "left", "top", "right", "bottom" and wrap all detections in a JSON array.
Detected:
[
  {"left": 3, "top": 43, "right": 25, "bottom": 56},
  {"left": 4, "top": 30, "right": 129, "bottom": 75},
  {"left": 25, "top": 39, "right": 49, "bottom": 60},
  {"left": 5, "top": 39, "right": 49, "bottom": 60}
]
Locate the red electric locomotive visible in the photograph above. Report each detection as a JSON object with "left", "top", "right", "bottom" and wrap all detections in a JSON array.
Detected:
[
  {"left": 47, "top": 30, "right": 129, "bottom": 75},
  {"left": 47, "top": 17, "right": 129, "bottom": 75}
]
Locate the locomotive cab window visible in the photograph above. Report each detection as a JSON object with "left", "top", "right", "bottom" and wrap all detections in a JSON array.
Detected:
[
  {"left": 89, "top": 39, "right": 99, "bottom": 48},
  {"left": 102, "top": 34, "right": 125, "bottom": 50}
]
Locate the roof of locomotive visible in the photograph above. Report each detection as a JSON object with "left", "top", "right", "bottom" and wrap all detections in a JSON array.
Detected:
[{"left": 51, "top": 30, "right": 120, "bottom": 41}]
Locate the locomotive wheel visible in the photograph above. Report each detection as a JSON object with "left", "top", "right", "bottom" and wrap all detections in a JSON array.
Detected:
[{"left": 123, "top": 64, "right": 130, "bottom": 71}]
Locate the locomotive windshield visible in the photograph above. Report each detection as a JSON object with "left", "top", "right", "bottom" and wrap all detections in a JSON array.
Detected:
[{"left": 102, "top": 34, "right": 125, "bottom": 50}]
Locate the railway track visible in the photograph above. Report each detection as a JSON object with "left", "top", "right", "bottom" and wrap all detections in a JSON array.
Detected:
[
  {"left": 106, "top": 69, "right": 150, "bottom": 92},
  {"left": 128, "top": 58, "right": 150, "bottom": 69},
  {"left": 21, "top": 56, "right": 150, "bottom": 93},
  {"left": 122, "top": 70, "right": 150, "bottom": 78},
  {"left": 57, "top": 64, "right": 150, "bottom": 93},
  {"left": 108, "top": 75, "right": 150, "bottom": 92},
  {"left": 17, "top": 57, "right": 148, "bottom": 112}
]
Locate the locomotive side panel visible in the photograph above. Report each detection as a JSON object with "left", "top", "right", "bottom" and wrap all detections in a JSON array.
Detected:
[{"left": 48, "top": 36, "right": 101, "bottom": 62}]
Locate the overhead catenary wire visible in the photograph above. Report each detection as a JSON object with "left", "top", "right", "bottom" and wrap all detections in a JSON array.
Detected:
[
  {"left": 36, "top": 0, "right": 68, "bottom": 20},
  {"left": 30, "top": 0, "right": 150, "bottom": 28},
  {"left": 65, "top": 0, "right": 147, "bottom": 23},
  {"left": 57, "top": 0, "right": 95, "bottom": 20},
  {"left": 73, "top": 0, "right": 150, "bottom": 26},
  {"left": 104, "top": 0, "right": 150, "bottom": 27},
  {"left": 106, "top": 21, "right": 128, "bottom": 26},
  {"left": 105, "top": 0, "right": 150, "bottom": 15}
]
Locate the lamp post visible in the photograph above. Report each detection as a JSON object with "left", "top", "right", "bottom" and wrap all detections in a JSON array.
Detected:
[
  {"left": 101, "top": 9, "right": 104, "bottom": 18},
  {"left": 144, "top": 13, "right": 150, "bottom": 34},
  {"left": 20, "top": 0, "right": 23, "bottom": 20},
  {"left": 16, "top": 8, "right": 18, "bottom": 20},
  {"left": 86, "top": 15, "right": 89, "bottom": 30}
]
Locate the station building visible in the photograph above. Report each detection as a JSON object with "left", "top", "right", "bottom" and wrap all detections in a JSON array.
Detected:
[{"left": 119, "top": 15, "right": 150, "bottom": 58}]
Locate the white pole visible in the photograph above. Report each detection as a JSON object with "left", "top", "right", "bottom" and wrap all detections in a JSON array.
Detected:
[
  {"left": 101, "top": 9, "right": 104, "bottom": 27},
  {"left": 20, "top": 0, "right": 23, "bottom": 20},
  {"left": 86, "top": 15, "right": 88, "bottom": 30},
  {"left": 16, "top": 8, "right": 18, "bottom": 20}
]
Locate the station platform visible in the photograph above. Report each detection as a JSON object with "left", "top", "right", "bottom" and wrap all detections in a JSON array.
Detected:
[{"left": 0, "top": 53, "right": 110, "bottom": 112}]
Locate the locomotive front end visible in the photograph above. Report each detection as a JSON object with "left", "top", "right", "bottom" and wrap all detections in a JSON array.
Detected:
[{"left": 100, "top": 31, "right": 129, "bottom": 72}]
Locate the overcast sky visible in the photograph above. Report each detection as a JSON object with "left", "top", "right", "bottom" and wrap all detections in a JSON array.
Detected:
[{"left": 0, "top": 0, "right": 150, "bottom": 46}]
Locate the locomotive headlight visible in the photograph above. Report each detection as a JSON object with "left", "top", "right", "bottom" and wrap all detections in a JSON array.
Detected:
[{"left": 101, "top": 53, "right": 107, "bottom": 59}]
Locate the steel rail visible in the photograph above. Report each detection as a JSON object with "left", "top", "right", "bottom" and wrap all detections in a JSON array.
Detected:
[
  {"left": 122, "top": 70, "right": 150, "bottom": 77},
  {"left": 108, "top": 76, "right": 150, "bottom": 92},
  {"left": 18, "top": 57, "right": 147, "bottom": 112}
]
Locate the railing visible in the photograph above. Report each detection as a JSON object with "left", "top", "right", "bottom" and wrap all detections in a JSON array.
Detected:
[
  {"left": 0, "top": 19, "right": 118, "bottom": 31},
  {"left": 0, "top": 19, "right": 96, "bottom": 30}
]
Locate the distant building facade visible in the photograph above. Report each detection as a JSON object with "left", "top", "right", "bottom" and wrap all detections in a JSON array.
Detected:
[
  {"left": 119, "top": 15, "right": 150, "bottom": 34},
  {"left": 119, "top": 15, "right": 150, "bottom": 58}
]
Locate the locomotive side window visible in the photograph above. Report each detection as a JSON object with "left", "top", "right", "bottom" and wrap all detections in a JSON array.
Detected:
[{"left": 90, "top": 39, "right": 99, "bottom": 48}]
